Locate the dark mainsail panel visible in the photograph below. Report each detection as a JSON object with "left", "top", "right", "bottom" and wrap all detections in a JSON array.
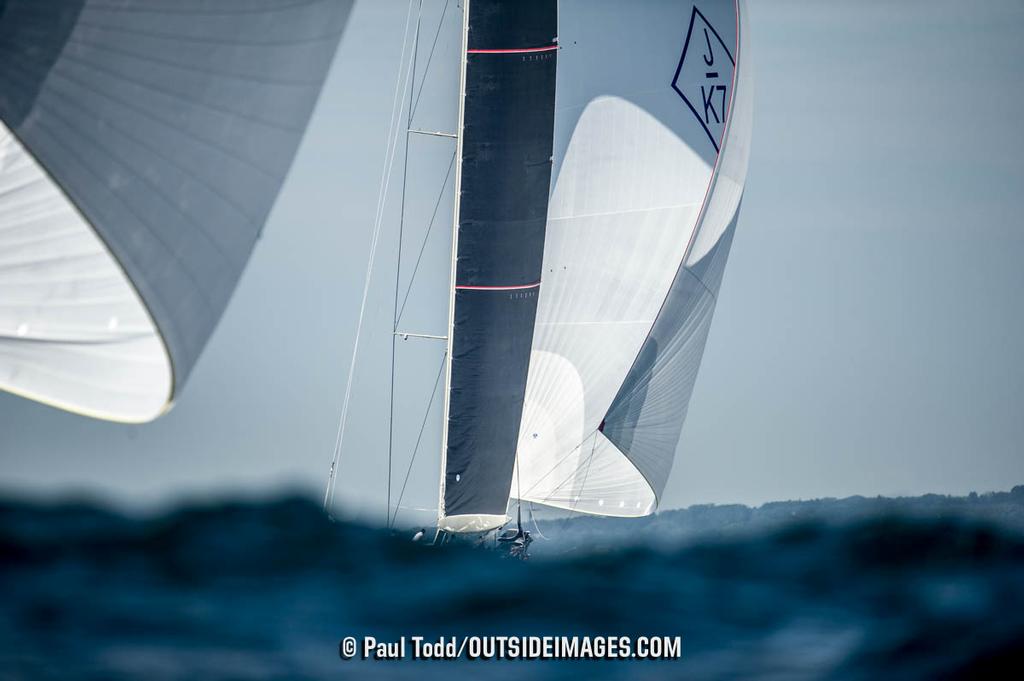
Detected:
[{"left": 442, "top": 0, "right": 557, "bottom": 523}]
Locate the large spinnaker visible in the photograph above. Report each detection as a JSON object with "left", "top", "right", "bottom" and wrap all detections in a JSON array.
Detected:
[
  {"left": 438, "top": 0, "right": 558, "bottom": 533},
  {"left": 514, "top": 0, "right": 752, "bottom": 516},
  {"left": 0, "top": 0, "right": 352, "bottom": 422}
]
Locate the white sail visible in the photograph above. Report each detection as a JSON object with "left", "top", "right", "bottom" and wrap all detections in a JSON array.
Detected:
[
  {"left": 0, "top": 121, "right": 170, "bottom": 421},
  {"left": 514, "top": 0, "right": 752, "bottom": 516}
]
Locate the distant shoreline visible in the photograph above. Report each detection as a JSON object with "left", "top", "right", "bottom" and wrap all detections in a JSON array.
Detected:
[{"left": 529, "top": 486, "right": 1024, "bottom": 553}]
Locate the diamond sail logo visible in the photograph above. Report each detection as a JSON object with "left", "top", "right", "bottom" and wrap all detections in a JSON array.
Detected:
[{"left": 672, "top": 6, "right": 735, "bottom": 153}]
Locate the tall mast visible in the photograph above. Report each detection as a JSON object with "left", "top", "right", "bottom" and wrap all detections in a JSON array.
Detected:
[{"left": 437, "top": 0, "right": 471, "bottom": 525}]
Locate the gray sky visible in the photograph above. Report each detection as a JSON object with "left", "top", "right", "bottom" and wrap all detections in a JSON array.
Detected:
[{"left": 1, "top": 0, "right": 1022, "bottom": 526}]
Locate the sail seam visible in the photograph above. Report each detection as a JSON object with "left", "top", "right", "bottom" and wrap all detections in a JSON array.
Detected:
[
  {"left": 468, "top": 45, "right": 557, "bottom": 54},
  {"left": 455, "top": 281, "right": 541, "bottom": 291}
]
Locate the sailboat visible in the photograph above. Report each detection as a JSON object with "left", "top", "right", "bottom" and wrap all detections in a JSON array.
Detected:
[{"left": 326, "top": 0, "right": 753, "bottom": 546}]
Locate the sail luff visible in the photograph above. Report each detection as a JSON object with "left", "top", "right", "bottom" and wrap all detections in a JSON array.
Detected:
[{"left": 436, "top": 0, "right": 471, "bottom": 526}]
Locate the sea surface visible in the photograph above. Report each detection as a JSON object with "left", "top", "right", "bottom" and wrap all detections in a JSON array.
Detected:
[{"left": 1, "top": 495, "right": 1022, "bottom": 680}]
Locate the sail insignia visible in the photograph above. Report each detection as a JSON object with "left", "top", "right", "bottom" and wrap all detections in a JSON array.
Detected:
[{"left": 672, "top": 6, "right": 736, "bottom": 152}]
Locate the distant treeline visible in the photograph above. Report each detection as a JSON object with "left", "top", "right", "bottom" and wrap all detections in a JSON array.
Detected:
[{"left": 531, "top": 486, "right": 1024, "bottom": 553}]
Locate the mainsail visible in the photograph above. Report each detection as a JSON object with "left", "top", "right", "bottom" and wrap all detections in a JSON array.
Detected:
[
  {"left": 0, "top": 0, "right": 351, "bottom": 422},
  {"left": 438, "top": 0, "right": 558, "bottom": 533}
]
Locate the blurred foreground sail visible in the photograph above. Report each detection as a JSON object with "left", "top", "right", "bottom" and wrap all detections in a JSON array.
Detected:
[{"left": 0, "top": 0, "right": 352, "bottom": 422}]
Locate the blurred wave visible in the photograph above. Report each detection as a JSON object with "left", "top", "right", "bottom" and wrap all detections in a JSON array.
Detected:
[{"left": 1, "top": 494, "right": 1023, "bottom": 680}]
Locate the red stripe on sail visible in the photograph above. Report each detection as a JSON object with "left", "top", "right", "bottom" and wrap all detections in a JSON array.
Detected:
[
  {"left": 467, "top": 45, "right": 558, "bottom": 54},
  {"left": 455, "top": 281, "right": 542, "bottom": 291}
]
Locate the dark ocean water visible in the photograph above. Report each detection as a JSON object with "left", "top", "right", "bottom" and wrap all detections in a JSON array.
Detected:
[{"left": 1, "top": 496, "right": 1022, "bottom": 680}]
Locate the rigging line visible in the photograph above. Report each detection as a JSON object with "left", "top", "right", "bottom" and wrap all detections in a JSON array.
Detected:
[
  {"left": 515, "top": 440, "right": 524, "bottom": 532},
  {"left": 557, "top": 432, "right": 599, "bottom": 533},
  {"left": 324, "top": 0, "right": 418, "bottom": 515},
  {"left": 534, "top": 432, "right": 604, "bottom": 508},
  {"left": 390, "top": 350, "right": 447, "bottom": 528},
  {"left": 523, "top": 432, "right": 603, "bottom": 510},
  {"left": 326, "top": 0, "right": 416, "bottom": 514},
  {"left": 571, "top": 432, "right": 599, "bottom": 512},
  {"left": 388, "top": 0, "right": 424, "bottom": 528},
  {"left": 369, "top": 1, "right": 419, "bottom": 278},
  {"left": 409, "top": 0, "right": 451, "bottom": 122},
  {"left": 528, "top": 503, "right": 549, "bottom": 541},
  {"left": 395, "top": 148, "right": 456, "bottom": 327},
  {"left": 515, "top": 430, "right": 595, "bottom": 500},
  {"left": 513, "top": 392, "right": 528, "bottom": 531}
]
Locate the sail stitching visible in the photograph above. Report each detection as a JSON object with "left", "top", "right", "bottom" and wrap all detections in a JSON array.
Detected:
[
  {"left": 515, "top": 430, "right": 595, "bottom": 500},
  {"left": 531, "top": 432, "right": 603, "bottom": 504}
]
